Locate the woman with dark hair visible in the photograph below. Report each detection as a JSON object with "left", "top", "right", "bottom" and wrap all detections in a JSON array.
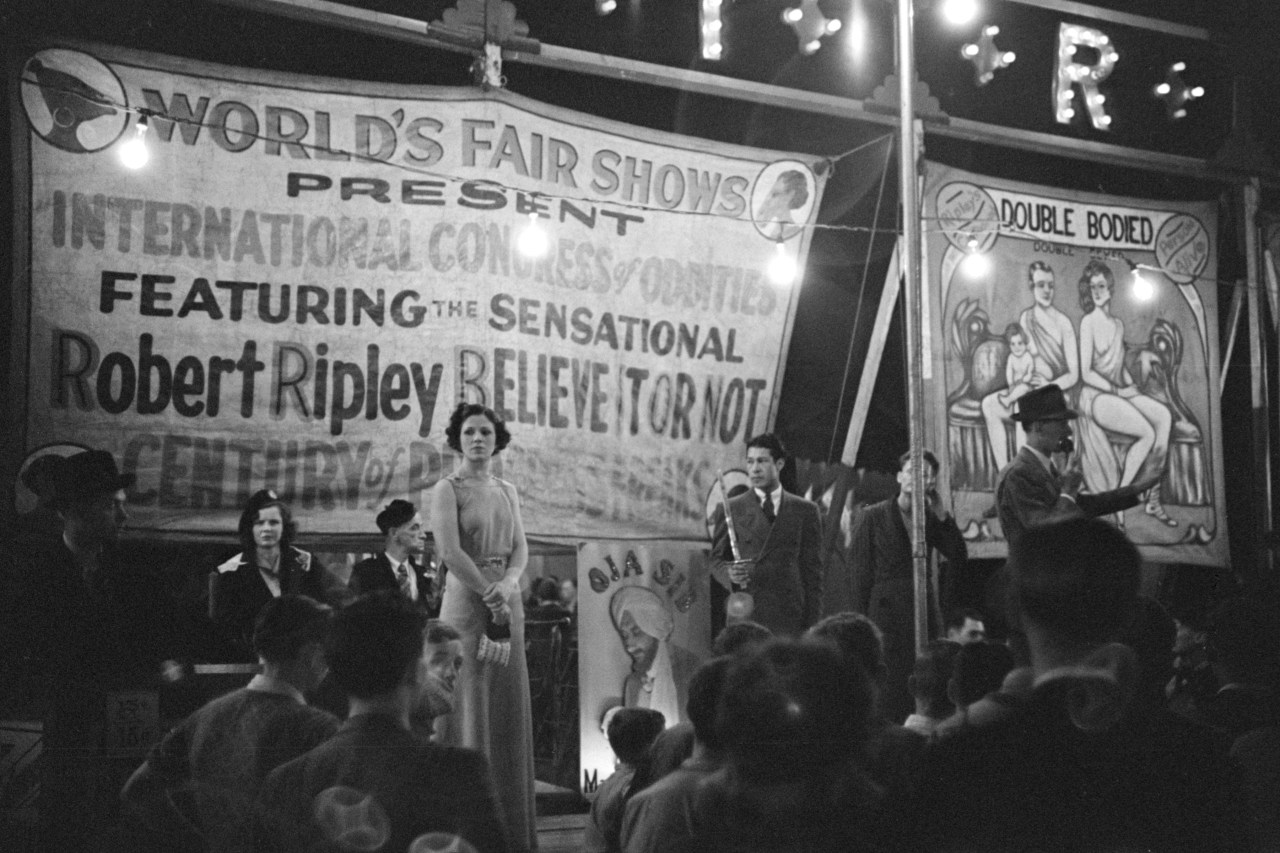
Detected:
[
  {"left": 210, "top": 489, "right": 327, "bottom": 658},
  {"left": 1075, "top": 258, "right": 1174, "bottom": 524},
  {"left": 431, "top": 402, "right": 537, "bottom": 852}
]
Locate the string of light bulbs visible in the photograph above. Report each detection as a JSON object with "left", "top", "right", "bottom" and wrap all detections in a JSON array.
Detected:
[
  {"left": 21, "top": 74, "right": 964, "bottom": 240},
  {"left": 20, "top": 75, "right": 1276, "bottom": 293}
]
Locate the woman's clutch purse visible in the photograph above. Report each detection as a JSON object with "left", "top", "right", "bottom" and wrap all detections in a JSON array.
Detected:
[{"left": 477, "top": 605, "right": 512, "bottom": 666}]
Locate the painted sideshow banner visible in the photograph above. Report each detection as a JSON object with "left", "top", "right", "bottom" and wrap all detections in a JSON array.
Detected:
[
  {"left": 576, "top": 540, "right": 710, "bottom": 796},
  {"left": 10, "top": 43, "right": 826, "bottom": 538},
  {"left": 925, "top": 164, "right": 1226, "bottom": 565}
]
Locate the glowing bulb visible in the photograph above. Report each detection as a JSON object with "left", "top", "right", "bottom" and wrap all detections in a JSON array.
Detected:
[
  {"left": 597, "top": 0, "right": 617, "bottom": 13},
  {"left": 1191, "top": 86, "right": 1204, "bottom": 98},
  {"left": 1172, "top": 61, "right": 1186, "bottom": 72},
  {"left": 1003, "top": 51, "right": 1016, "bottom": 63},
  {"left": 783, "top": 7, "right": 802, "bottom": 23},
  {"left": 767, "top": 242, "right": 798, "bottom": 286},
  {"left": 985, "top": 26, "right": 999, "bottom": 36},
  {"left": 1155, "top": 83, "right": 1171, "bottom": 95},
  {"left": 118, "top": 115, "right": 150, "bottom": 170},
  {"left": 960, "top": 240, "right": 990, "bottom": 277},
  {"left": 1132, "top": 270, "right": 1155, "bottom": 301},
  {"left": 803, "top": 39, "right": 821, "bottom": 54},
  {"left": 845, "top": 9, "right": 866, "bottom": 56},
  {"left": 962, "top": 44, "right": 979, "bottom": 58},
  {"left": 940, "top": 0, "right": 978, "bottom": 26},
  {"left": 825, "top": 18, "right": 841, "bottom": 34},
  {"left": 517, "top": 214, "right": 549, "bottom": 258}
]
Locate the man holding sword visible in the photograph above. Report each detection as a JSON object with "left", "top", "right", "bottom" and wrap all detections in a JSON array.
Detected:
[{"left": 710, "top": 433, "right": 824, "bottom": 637}]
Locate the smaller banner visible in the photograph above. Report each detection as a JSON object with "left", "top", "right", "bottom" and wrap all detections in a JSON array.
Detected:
[
  {"left": 576, "top": 540, "right": 710, "bottom": 796},
  {"left": 925, "top": 163, "right": 1227, "bottom": 565}
]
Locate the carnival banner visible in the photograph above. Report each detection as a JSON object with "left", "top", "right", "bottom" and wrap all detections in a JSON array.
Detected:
[
  {"left": 925, "top": 163, "right": 1227, "bottom": 565},
  {"left": 9, "top": 42, "right": 825, "bottom": 537},
  {"left": 576, "top": 540, "right": 710, "bottom": 796}
]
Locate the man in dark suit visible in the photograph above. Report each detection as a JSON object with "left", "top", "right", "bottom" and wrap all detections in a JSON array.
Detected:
[
  {"left": 710, "top": 433, "right": 823, "bottom": 637},
  {"left": 996, "top": 384, "right": 1157, "bottom": 552},
  {"left": 1, "top": 448, "right": 188, "bottom": 851},
  {"left": 348, "top": 499, "right": 439, "bottom": 616},
  {"left": 254, "top": 592, "right": 507, "bottom": 853},
  {"left": 847, "top": 449, "right": 967, "bottom": 722}
]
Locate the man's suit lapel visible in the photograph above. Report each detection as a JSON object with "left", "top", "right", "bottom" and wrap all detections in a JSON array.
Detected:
[
  {"left": 732, "top": 494, "right": 771, "bottom": 558},
  {"left": 1018, "top": 447, "right": 1059, "bottom": 499},
  {"left": 755, "top": 492, "right": 792, "bottom": 558},
  {"left": 371, "top": 552, "right": 394, "bottom": 587}
]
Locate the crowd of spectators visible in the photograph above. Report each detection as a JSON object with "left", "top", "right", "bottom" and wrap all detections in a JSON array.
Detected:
[
  {"left": 603, "top": 515, "right": 1280, "bottom": 853},
  {"left": 3, "top": 447, "right": 1279, "bottom": 851}
]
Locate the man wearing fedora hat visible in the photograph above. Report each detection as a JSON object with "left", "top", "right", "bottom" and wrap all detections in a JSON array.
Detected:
[
  {"left": 1, "top": 448, "right": 188, "bottom": 850},
  {"left": 348, "top": 499, "right": 440, "bottom": 616},
  {"left": 996, "top": 384, "right": 1159, "bottom": 551}
]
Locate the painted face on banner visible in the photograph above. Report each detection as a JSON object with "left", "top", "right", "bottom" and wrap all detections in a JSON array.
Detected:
[
  {"left": 617, "top": 610, "right": 660, "bottom": 673},
  {"left": 1009, "top": 331, "right": 1028, "bottom": 357},
  {"left": 1031, "top": 268, "right": 1056, "bottom": 308},
  {"left": 1089, "top": 272, "right": 1112, "bottom": 309}
]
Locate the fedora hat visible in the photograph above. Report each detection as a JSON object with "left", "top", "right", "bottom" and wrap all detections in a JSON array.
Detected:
[
  {"left": 1010, "top": 384, "right": 1078, "bottom": 423},
  {"left": 52, "top": 449, "right": 134, "bottom": 506}
]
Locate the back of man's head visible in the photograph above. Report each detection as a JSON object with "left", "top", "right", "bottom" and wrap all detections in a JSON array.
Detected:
[
  {"left": 909, "top": 641, "right": 961, "bottom": 716},
  {"left": 686, "top": 656, "right": 733, "bottom": 751},
  {"left": 712, "top": 621, "right": 772, "bottom": 657},
  {"left": 718, "top": 639, "right": 874, "bottom": 783},
  {"left": 950, "top": 640, "right": 1016, "bottom": 707},
  {"left": 607, "top": 707, "right": 666, "bottom": 766},
  {"left": 326, "top": 591, "right": 428, "bottom": 699},
  {"left": 1011, "top": 518, "right": 1139, "bottom": 644},
  {"left": 806, "top": 612, "right": 887, "bottom": 682},
  {"left": 253, "top": 595, "right": 332, "bottom": 664}
]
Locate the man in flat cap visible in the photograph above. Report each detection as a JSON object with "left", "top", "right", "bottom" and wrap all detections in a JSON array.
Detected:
[
  {"left": 996, "top": 384, "right": 1159, "bottom": 552},
  {"left": 349, "top": 499, "right": 440, "bottom": 617}
]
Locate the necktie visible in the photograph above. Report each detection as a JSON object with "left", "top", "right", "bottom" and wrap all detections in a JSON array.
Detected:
[
  {"left": 395, "top": 562, "right": 413, "bottom": 598},
  {"left": 762, "top": 493, "right": 776, "bottom": 523}
]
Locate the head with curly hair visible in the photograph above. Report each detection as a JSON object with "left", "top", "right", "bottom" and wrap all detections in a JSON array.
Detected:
[
  {"left": 444, "top": 402, "right": 512, "bottom": 455},
  {"left": 1078, "top": 258, "right": 1115, "bottom": 314}
]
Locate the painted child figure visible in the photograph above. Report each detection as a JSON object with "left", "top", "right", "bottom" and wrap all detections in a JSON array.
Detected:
[{"left": 997, "top": 323, "right": 1051, "bottom": 408}]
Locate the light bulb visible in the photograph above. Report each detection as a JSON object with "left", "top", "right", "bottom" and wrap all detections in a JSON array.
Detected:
[
  {"left": 767, "top": 242, "right": 798, "bottom": 286},
  {"left": 119, "top": 115, "right": 150, "bottom": 170},
  {"left": 960, "top": 242, "right": 990, "bottom": 278},
  {"left": 517, "top": 214, "right": 550, "bottom": 258},
  {"left": 1132, "top": 270, "right": 1155, "bottom": 301},
  {"left": 940, "top": 0, "right": 978, "bottom": 26}
]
